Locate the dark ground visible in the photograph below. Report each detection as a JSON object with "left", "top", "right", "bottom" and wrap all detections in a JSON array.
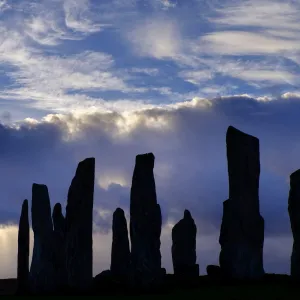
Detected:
[{"left": 0, "top": 274, "right": 298, "bottom": 298}]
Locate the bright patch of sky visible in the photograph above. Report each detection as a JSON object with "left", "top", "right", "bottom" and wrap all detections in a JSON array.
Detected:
[{"left": 0, "top": 0, "right": 300, "bottom": 122}]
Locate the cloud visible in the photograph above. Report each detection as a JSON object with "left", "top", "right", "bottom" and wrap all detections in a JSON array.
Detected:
[
  {"left": 16, "top": 0, "right": 107, "bottom": 46},
  {"left": 198, "top": 31, "right": 300, "bottom": 56},
  {"left": 0, "top": 26, "right": 149, "bottom": 113},
  {"left": 0, "top": 0, "right": 10, "bottom": 12},
  {"left": 130, "top": 68, "right": 159, "bottom": 76},
  {"left": 63, "top": 0, "right": 104, "bottom": 34},
  {"left": 210, "top": 0, "right": 300, "bottom": 31},
  {"left": 151, "top": 0, "right": 177, "bottom": 10},
  {"left": 126, "top": 17, "right": 182, "bottom": 60},
  {"left": 0, "top": 94, "right": 300, "bottom": 277}
]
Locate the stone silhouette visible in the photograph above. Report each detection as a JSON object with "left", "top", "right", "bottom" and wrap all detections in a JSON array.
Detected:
[
  {"left": 219, "top": 126, "right": 265, "bottom": 279},
  {"left": 65, "top": 158, "right": 95, "bottom": 290},
  {"left": 288, "top": 169, "right": 300, "bottom": 279},
  {"left": 52, "top": 202, "right": 67, "bottom": 288},
  {"left": 172, "top": 210, "right": 199, "bottom": 277},
  {"left": 17, "top": 199, "right": 29, "bottom": 294},
  {"left": 129, "top": 153, "right": 163, "bottom": 288},
  {"left": 29, "top": 184, "right": 56, "bottom": 293},
  {"left": 110, "top": 208, "right": 130, "bottom": 280},
  {"left": 206, "top": 265, "right": 222, "bottom": 279}
]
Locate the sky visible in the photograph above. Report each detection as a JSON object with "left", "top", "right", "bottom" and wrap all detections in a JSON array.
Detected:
[{"left": 0, "top": 0, "right": 300, "bottom": 278}]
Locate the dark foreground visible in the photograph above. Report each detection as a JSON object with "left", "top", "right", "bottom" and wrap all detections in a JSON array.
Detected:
[{"left": 1, "top": 274, "right": 298, "bottom": 298}]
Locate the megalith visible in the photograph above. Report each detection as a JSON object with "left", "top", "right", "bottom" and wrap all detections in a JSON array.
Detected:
[
  {"left": 171, "top": 210, "right": 199, "bottom": 277},
  {"left": 288, "top": 169, "right": 300, "bottom": 279},
  {"left": 29, "top": 184, "right": 56, "bottom": 293},
  {"left": 219, "top": 126, "right": 265, "bottom": 279},
  {"left": 129, "top": 153, "right": 163, "bottom": 288},
  {"left": 65, "top": 158, "right": 95, "bottom": 290},
  {"left": 17, "top": 199, "right": 29, "bottom": 294},
  {"left": 110, "top": 208, "right": 130, "bottom": 280},
  {"left": 52, "top": 202, "right": 67, "bottom": 287}
]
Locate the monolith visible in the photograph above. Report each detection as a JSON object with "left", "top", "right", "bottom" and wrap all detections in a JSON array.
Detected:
[
  {"left": 52, "top": 202, "right": 67, "bottom": 288},
  {"left": 129, "top": 153, "right": 163, "bottom": 288},
  {"left": 65, "top": 158, "right": 95, "bottom": 290},
  {"left": 288, "top": 169, "right": 300, "bottom": 279},
  {"left": 29, "top": 184, "right": 56, "bottom": 293},
  {"left": 171, "top": 210, "right": 199, "bottom": 277},
  {"left": 219, "top": 126, "right": 265, "bottom": 279},
  {"left": 110, "top": 208, "right": 130, "bottom": 280},
  {"left": 17, "top": 199, "right": 29, "bottom": 294}
]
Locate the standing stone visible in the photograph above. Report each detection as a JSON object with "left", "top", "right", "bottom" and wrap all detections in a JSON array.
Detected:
[
  {"left": 288, "top": 169, "right": 300, "bottom": 279},
  {"left": 110, "top": 208, "right": 130, "bottom": 280},
  {"left": 219, "top": 126, "right": 265, "bottom": 279},
  {"left": 171, "top": 210, "right": 199, "bottom": 277},
  {"left": 130, "top": 153, "right": 163, "bottom": 289},
  {"left": 17, "top": 199, "right": 29, "bottom": 294},
  {"left": 65, "top": 158, "right": 95, "bottom": 290},
  {"left": 52, "top": 203, "right": 67, "bottom": 288},
  {"left": 29, "top": 184, "right": 56, "bottom": 293}
]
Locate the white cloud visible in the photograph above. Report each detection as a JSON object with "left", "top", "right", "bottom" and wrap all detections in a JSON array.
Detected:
[
  {"left": 127, "top": 17, "right": 182, "bottom": 60},
  {"left": 0, "top": 0, "right": 10, "bottom": 12},
  {"left": 0, "top": 25, "right": 153, "bottom": 113},
  {"left": 210, "top": 0, "right": 300, "bottom": 31},
  {"left": 151, "top": 0, "right": 177, "bottom": 10},
  {"left": 63, "top": 0, "right": 103, "bottom": 33},
  {"left": 98, "top": 173, "right": 129, "bottom": 190},
  {"left": 130, "top": 68, "right": 159, "bottom": 76},
  {"left": 197, "top": 31, "right": 300, "bottom": 56}
]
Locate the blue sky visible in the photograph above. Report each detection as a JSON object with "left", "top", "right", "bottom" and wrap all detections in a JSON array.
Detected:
[
  {"left": 1, "top": 0, "right": 300, "bottom": 121},
  {"left": 0, "top": 0, "right": 300, "bottom": 279}
]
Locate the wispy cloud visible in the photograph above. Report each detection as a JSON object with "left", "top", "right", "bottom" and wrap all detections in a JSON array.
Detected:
[{"left": 63, "top": 0, "right": 104, "bottom": 33}]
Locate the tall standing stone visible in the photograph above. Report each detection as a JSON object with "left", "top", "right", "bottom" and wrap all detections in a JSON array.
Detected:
[
  {"left": 29, "top": 184, "right": 56, "bottom": 293},
  {"left": 288, "top": 169, "right": 300, "bottom": 279},
  {"left": 171, "top": 210, "right": 199, "bottom": 276},
  {"left": 65, "top": 158, "right": 95, "bottom": 290},
  {"left": 219, "top": 126, "right": 265, "bottom": 279},
  {"left": 17, "top": 199, "right": 29, "bottom": 294},
  {"left": 130, "top": 153, "right": 163, "bottom": 288},
  {"left": 110, "top": 208, "right": 130, "bottom": 280},
  {"left": 52, "top": 203, "right": 67, "bottom": 288}
]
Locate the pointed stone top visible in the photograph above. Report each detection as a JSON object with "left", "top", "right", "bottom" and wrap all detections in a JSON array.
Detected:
[
  {"left": 53, "top": 202, "right": 62, "bottom": 215},
  {"left": 22, "top": 199, "right": 28, "bottom": 210},
  {"left": 227, "top": 126, "right": 258, "bottom": 143},
  {"left": 184, "top": 209, "right": 192, "bottom": 219},
  {"left": 135, "top": 153, "right": 155, "bottom": 168},
  {"left": 290, "top": 169, "right": 300, "bottom": 183},
  {"left": 114, "top": 207, "right": 125, "bottom": 217}
]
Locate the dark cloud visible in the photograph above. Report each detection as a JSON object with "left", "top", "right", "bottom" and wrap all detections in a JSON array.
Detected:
[{"left": 1, "top": 94, "right": 300, "bottom": 275}]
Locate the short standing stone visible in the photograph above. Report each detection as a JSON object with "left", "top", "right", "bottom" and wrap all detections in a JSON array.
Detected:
[
  {"left": 172, "top": 210, "right": 199, "bottom": 277},
  {"left": 65, "top": 158, "right": 95, "bottom": 290},
  {"left": 52, "top": 202, "right": 67, "bottom": 288},
  {"left": 29, "top": 184, "right": 56, "bottom": 293},
  {"left": 17, "top": 199, "right": 29, "bottom": 294},
  {"left": 288, "top": 169, "right": 300, "bottom": 279},
  {"left": 130, "top": 153, "right": 163, "bottom": 289},
  {"left": 110, "top": 208, "right": 130, "bottom": 280}
]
